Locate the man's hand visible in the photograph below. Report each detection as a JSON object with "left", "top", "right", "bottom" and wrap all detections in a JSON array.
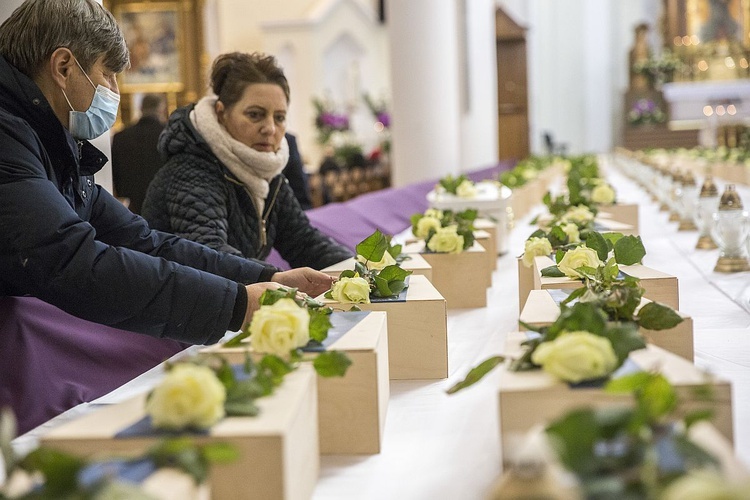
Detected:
[{"left": 271, "top": 268, "right": 336, "bottom": 297}]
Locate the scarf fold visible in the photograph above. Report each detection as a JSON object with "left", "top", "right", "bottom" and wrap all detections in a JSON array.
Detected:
[{"left": 191, "top": 95, "right": 289, "bottom": 214}]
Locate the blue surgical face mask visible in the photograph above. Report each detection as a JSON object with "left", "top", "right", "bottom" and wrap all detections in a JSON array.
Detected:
[{"left": 61, "top": 57, "right": 120, "bottom": 140}]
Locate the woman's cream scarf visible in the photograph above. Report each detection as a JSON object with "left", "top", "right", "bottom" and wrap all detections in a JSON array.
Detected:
[{"left": 191, "top": 95, "right": 289, "bottom": 214}]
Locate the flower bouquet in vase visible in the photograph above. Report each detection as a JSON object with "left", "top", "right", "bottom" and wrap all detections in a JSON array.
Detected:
[{"left": 320, "top": 229, "right": 449, "bottom": 380}]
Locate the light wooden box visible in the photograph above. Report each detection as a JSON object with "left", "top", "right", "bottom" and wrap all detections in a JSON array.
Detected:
[
  {"left": 497, "top": 332, "right": 733, "bottom": 465},
  {"left": 202, "top": 311, "right": 390, "bottom": 455},
  {"left": 402, "top": 241, "right": 490, "bottom": 309},
  {"left": 598, "top": 203, "right": 639, "bottom": 233},
  {"left": 41, "top": 365, "right": 319, "bottom": 500},
  {"left": 593, "top": 217, "right": 636, "bottom": 235},
  {"left": 474, "top": 227, "right": 497, "bottom": 270},
  {"left": 489, "top": 422, "right": 747, "bottom": 496},
  {"left": 531, "top": 255, "right": 679, "bottom": 309},
  {"left": 520, "top": 289, "right": 694, "bottom": 361},
  {"left": 320, "top": 275, "right": 448, "bottom": 380},
  {"left": 322, "top": 254, "right": 433, "bottom": 282}
]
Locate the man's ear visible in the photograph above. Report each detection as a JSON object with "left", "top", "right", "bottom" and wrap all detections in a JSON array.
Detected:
[{"left": 49, "top": 47, "right": 76, "bottom": 90}]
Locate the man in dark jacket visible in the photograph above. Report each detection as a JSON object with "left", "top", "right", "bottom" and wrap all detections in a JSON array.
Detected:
[
  {"left": 0, "top": 0, "right": 333, "bottom": 346},
  {"left": 111, "top": 93, "right": 168, "bottom": 214}
]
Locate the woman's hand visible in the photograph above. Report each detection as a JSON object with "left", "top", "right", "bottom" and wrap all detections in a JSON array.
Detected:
[{"left": 271, "top": 268, "right": 336, "bottom": 297}]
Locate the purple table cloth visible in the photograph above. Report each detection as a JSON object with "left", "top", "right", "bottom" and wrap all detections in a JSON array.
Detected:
[
  {"left": 0, "top": 297, "right": 186, "bottom": 434},
  {"left": 267, "top": 162, "right": 514, "bottom": 269}
]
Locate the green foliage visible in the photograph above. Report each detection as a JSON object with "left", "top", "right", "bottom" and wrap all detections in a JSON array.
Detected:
[
  {"left": 356, "top": 229, "right": 389, "bottom": 263},
  {"left": 313, "top": 351, "right": 353, "bottom": 377},
  {"left": 613, "top": 235, "right": 646, "bottom": 265},
  {"left": 636, "top": 302, "right": 684, "bottom": 331},
  {"left": 437, "top": 174, "right": 470, "bottom": 194},
  {"left": 445, "top": 356, "right": 506, "bottom": 395},
  {"left": 546, "top": 372, "right": 719, "bottom": 498},
  {"left": 147, "top": 438, "right": 239, "bottom": 485}
]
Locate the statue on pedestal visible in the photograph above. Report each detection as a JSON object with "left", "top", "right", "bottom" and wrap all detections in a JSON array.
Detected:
[{"left": 629, "top": 23, "right": 652, "bottom": 91}]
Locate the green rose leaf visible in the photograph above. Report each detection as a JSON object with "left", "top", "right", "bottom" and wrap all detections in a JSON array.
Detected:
[
  {"left": 683, "top": 408, "right": 715, "bottom": 429},
  {"left": 584, "top": 231, "right": 609, "bottom": 261},
  {"left": 373, "top": 275, "right": 392, "bottom": 297},
  {"left": 309, "top": 308, "right": 333, "bottom": 342},
  {"left": 224, "top": 399, "right": 260, "bottom": 417},
  {"left": 388, "top": 243, "right": 403, "bottom": 259},
  {"left": 19, "top": 447, "right": 86, "bottom": 496},
  {"left": 313, "top": 351, "right": 353, "bottom": 377},
  {"left": 356, "top": 230, "right": 389, "bottom": 263},
  {"left": 605, "top": 371, "right": 654, "bottom": 394},
  {"left": 613, "top": 235, "right": 646, "bottom": 265},
  {"left": 446, "top": 355, "right": 505, "bottom": 395},
  {"left": 636, "top": 302, "right": 683, "bottom": 330},
  {"left": 340, "top": 269, "right": 357, "bottom": 279},
  {"left": 354, "top": 261, "right": 369, "bottom": 277},
  {"left": 599, "top": 322, "right": 646, "bottom": 365},
  {"left": 223, "top": 329, "right": 249, "bottom": 348},
  {"left": 549, "top": 302, "right": 608, "bottom": 339},
  {"left": 259, "top": 287, "right": 297, "bottom": 306},
  {"left": 559, "top": 287, "right": 586, "bottom": 306},
  {"left": 603, "top": 257, "right": 620, "bottom": 281},
  {"left": 541, "top": 265, "right": 566, "bottom": 277},
  {"left": 378, "top": 265, "right": 412, "bottom": 282},
  {"left": 201, "top": 442, "right": 241, "bottom": 464},
  {"left": 601, "top": 232, "right": 624, "bottom": 251},
  {"left": 324, "top": 290, "right": 334, "bottom": 300},
  {"left": 545, "top": 408, "right": 599, "bottom": 474},
  {"left": 259, "top": 354, "right": 294, "bottom": 383},
  {"left": 639, "top": 373, "right": 678, "bottom": 421}
]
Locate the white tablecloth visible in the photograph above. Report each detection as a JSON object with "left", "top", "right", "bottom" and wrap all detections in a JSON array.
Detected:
[{"left": 13, "top": 155, "right": 750, "bottom": 499}]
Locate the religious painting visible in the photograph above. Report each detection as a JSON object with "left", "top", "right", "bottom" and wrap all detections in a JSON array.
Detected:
[
  {"left": 664, "top": 0, "right": 750, "bottom": 47},
  {"left": 114, "top": 2, "right": 185, "bottom": 92}
]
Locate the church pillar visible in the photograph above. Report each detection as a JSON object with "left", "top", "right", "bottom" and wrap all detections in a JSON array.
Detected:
[{"left": 387, "top": 0, "right": 461, "bottom": 187}]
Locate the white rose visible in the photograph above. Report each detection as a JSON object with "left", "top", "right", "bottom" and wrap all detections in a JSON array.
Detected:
[
  {"left": 522, "top": 237, "right": 553, "bottom": 268},
  {"left": 531, "top": 331, "right": 618, "bottom": 383},
  {"left": 414, "top": 216, "right": 442, "bottom": 240},
  {"left": 357, "top": 250, "right": 396, "bottom": 270},
  {"left": 147, "top": 363, "right": 226, "bottom": 430},
  {"left": 249, "top": 298, "right": 310, "bottom": 357},
  {"left": 591, "top": 183, "right": 616, "bottom": 205},
  {"left": 427, "top": 225, "right": 465, "bottom": 254},
  {"left": 557, "top": 246, "right": 603, "bottom": 278},
  {"left": 661, "top": 470, "right": 750, "bottom": 500},
  {"left": 330, "top": 276, "right": 371, "bottom": 304},
  {"left": 424, "top": 208, "right": 444, "bottom": 219},
  {"left": 455, "top": 179, "right": 478, "bottom": 198},
  {"left": 562, "top": 223, "right": 580, "bottom": 243},
  {"left": 561, "top": 205, "right": 595, "bottom": 226}
]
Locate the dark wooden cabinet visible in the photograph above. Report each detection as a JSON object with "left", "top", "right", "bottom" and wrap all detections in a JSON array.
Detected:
[{"left": 496, "top": 8, "right": 529, "bottom": 161}]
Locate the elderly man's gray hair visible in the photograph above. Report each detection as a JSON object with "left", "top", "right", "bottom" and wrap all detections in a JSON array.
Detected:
[{"left": 0, "top": 0, "right": 129, "bottom": 77}]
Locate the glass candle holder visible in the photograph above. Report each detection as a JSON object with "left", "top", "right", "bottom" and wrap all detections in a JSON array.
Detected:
[
  {"left": 711, "top": 185, "right": 750, "bottom": 273},
  {"left": 694, "top": 176, "right": 720, "bottom": 249},
  {"left": 678, "top": 171, "right": 698, "bottom": 231}
]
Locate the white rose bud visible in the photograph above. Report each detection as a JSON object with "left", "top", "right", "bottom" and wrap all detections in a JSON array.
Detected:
[
  {"left": 557, "top": 246, "right": 603, "bottom": 278},
  {"left": 357, "top": 250, "right": 396, "bottom": 270},
  {"left": 414, "top": 216, "right": 442, "bottom": 240},
  {"left": 562, "top": 223, "right": 580, "bottom": 243},
  {"left": 427, "top": 225, "right": 465, "bottom": 254},
  {"left": 561, "top": 205, "right": 595, "bottom": 226},
  {"left": 522, "top": 237, "right": 553, "bottom": 268},
  {"left": 661, "top": 470, "right": 750, "bottom": 500},
  {"left": 456, "top": 179, "right": 478, "bottom": 198},
  {"left": 146, "top": 363, "right": 226, "bottom": 430},
  {"left": 424, "top": 208, "right": 444, "bottom": 219},
  {"left": 249, "top": 298, "right": 311, "bottom": 357},
  {"left": 591, "top": 183, "right": 616, "bottom": 205},
  {"left": 330, "top": 276, "right": 371, "bottom": 304},
  {"left": 531, "top": 331, "right": 618, "bottom": 383}
]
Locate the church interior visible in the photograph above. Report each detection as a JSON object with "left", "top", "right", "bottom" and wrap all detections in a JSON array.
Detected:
[{"left": 1, "top": 0, "right": 750, "bottom": 498}]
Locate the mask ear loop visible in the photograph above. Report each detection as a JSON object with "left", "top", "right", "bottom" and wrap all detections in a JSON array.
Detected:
[
  {"left": 73, "top": 57, "right": 97, "bottom": 90},
  {"left": 61, "top": 88, "right": 75, "bottom": 112}
]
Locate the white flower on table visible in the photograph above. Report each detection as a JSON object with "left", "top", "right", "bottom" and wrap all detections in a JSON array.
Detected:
[
  {"left": 146, "top": 363, "right": 226, "bottom": 430},
  {"left": 357, "top": 250, "right": 396, "bottom": 270},
  {"left": 591, "top": 182, "right": 616, "bottom": 205},
  {"left": 522, "top": 237, "right": 553, "bottom": 268},
  {"left": 456, "top": 179, "right": 478, "bottom": 198},
  {"left": 561, "top": 205, "right": 595, "bottom": 226},
  {"left": 531, "top": 331, "right": 618, "bottom": 383},
  {"left": 562, "top": 223, "right": 580, "bottom": 243},
  {"left": 427, "top": 225, "right": 464, "bottom": 254},
  {"left": 249, "top": 298, "right": 311, "bottom": 357},
  {"left": 414, "top": 216, "right": 442, "bottom": 240},
  {"left": 330, "top": 276, "right": 371, "bottom": 304},
  {"left": 557, "top": 246, "right": 602, "bottom": 278}
]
